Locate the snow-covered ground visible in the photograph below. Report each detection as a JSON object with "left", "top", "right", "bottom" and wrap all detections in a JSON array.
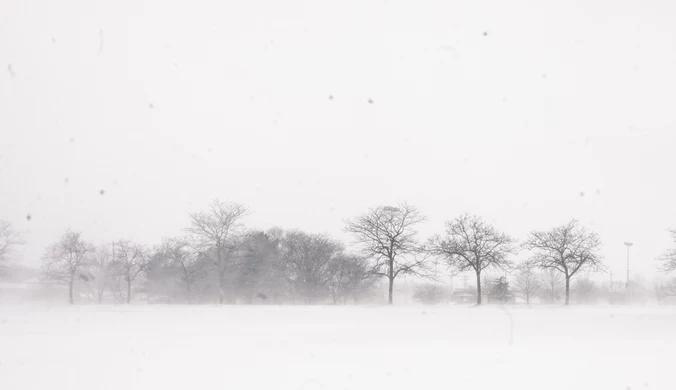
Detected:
[{"left": 1, "top": 304, "right": 674, "bottom": 390}]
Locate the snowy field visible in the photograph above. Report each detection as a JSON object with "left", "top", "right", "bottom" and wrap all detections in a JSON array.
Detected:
[{"left": 1, "top": 305, "right": 675, "bottom": 390}]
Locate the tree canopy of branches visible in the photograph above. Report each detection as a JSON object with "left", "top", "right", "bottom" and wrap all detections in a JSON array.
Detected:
[
  {"left": 185, "top": 199, "right": 249, "bottom": 304},
  {"left": 325, "top": 254, "right": 375, "bottom": 304},
  {"left": 83, "top": 244, "right": 115, "bottom": 304},
  {"left": 157, "top": 237, "right": 203, "bottom": 303},
  {"left": 234, "top": 230, "right": 286, "bottom": 304},
  {"left": 658, "top": 229, "right": 676, "bottom": 273},
  {"left": 344, "top": 202, "right": 428, "bottom": 304},
  {"left": 540, "top": 269, "right": 564, "bottom": 303},
  {"left": 654, "top": 278, "right": 676, "bottom": 304},
  {"left": 490, "top": 276, "right": 511, "bottom": 304},
  {"left": 412, "top": 283, "right": 449, "bottom": 304},
  {"left": 429, "top": 214, "right": 514, "bottom": 305},
  {"left": 513, "top": 261, "right": 540, "bottom": 304},
  {"left": 41, "top": 230, "right": 94, "bottom": 304},
  {"left": 523, "top": 220, "right": 603, "bottom": 305},
  {"left": 573, "top": 275, "right": 596, "bottom": 304},
  {"left": 0, "top": 220, "right": 23, "bottom": 266},
  {"left": 112, "top": 240, "right": 149, "bottom": 304},
  {"left": 279, "top": 230, "right": 343, "bottom": 303}
]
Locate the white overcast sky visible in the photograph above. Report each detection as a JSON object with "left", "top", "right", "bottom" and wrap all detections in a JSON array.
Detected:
[{"left": 1, "top": 0, "right": 675, "bottom": 282}]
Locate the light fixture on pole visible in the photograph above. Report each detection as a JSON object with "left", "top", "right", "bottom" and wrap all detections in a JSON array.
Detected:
[{"left": 624, "top": 242, "right": 633, "bottom": 289}]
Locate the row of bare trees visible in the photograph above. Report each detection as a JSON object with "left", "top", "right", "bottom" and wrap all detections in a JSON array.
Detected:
[
  {"left": 40, "top": 233, "right": 150, "bottom": 304},
  {"left": 5, "top": 201, "right": 676, "bottom": 305},
  {"left": 35, "top": 201, "right": 378, "bottom": 304},
  {"left": 345, "top": 205, "right": 605, "bottom": 305},
  {"left": 504, "top": 266, "right": 596, "bottom": 304}
]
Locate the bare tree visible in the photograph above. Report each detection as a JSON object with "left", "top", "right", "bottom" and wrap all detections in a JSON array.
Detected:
[
  {"left": 185, "top": 199, "right": 249, "bottom": 304},
  {"left": 84, "top": 244, "right": 114, "bottom": 303},
  {"left": 0, "top": 220, "right": 23, "bottom": 267},
  {"left": 523, "top": 220, "right": 604, "bottom": 305},
  {"left": 429, "top": 214, "right": 515, "bottom": 305},
  {"left": 490, "top": 276, "right": 511, "bottom": 304},
  {"left": 279, "top": 230, "right": 343, "bottom": 303},
  {"left": 412, "top": 283, "right": 449, "bottom": 304},
  {"left": 158, "top": 237, "right": 202, "bottom": 303},
  {"left": 573, "top": 275, "right": 596, "bottom": 303},
  {"left": 344, "top": 203, "right": 428, "bottom": 304},
  {"left": 41, "top": 230, "right": 94, "bottom": 304},
  {"left": 540, "top": 268, "right": 564, "bottom": 303},
  {"left": 325, "top": 254, "right": 374, "bottom": 304},
  {"left": 654, "top": 278, "right": 676, "bottom": 304},
  {"left": 112, "top": 240, "right": 149, "bottom": 304},
  {"left": 235, "top": 230, "right": 287, "bottom": 304},
  {"left": 513, "top": 261, "right": 540, "bottom": 304},
  {"left": 481, "top": 274, "right": 496, "bottom": 303},
  {"left": 658, "top": 229, "right": 676, "bottom": 273}
]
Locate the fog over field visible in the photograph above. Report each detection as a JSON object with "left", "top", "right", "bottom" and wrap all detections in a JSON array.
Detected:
[{"left": 2, "top": 0, "right": 676, "bottom": 389}]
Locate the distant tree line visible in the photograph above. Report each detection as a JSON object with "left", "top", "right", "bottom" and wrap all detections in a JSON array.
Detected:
[{"left": 3, "top": 200, "right": 676, "bottom": 305}]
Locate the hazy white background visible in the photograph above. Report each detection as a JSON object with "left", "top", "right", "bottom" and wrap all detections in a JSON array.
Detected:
[{"left": 1, "top": 0, "right": 675, "bottom": 281}]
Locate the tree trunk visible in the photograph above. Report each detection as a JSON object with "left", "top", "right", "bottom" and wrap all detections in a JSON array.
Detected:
[
  {"left": 388, "top": 277, "right": 394, "bottom": 304},
  {"left": 126, "top": 278, "right": 132, "bottom": 304},
  {"left": 68, "top": 275, "right": 74, "bottom": 305},
  {"left": 565, "top": 275, "right": 570, "bottom": 305},
  {"left": 475, "top": 270, "right": 482, "bottom": 305},
  {"left": 217, "top": 249, "right": 224, "bottom": 304},
  {"left": 388, "top": 256, "right": 394, "bottom": 305},
  {"left": 218, "top": 270, "right": 225, "bottom": 304}
]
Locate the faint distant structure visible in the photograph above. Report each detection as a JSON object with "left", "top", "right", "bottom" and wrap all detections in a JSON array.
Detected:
[{"left": 7, "top": 64, "right": 16, "bottom": 78}]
